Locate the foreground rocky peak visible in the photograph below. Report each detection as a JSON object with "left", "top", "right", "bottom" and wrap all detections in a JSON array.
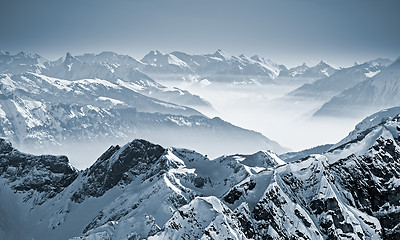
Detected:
[
  {"left": 0, "top": 138, "right": 77, "bottom": 205},
  {"left": 71, "top": 140, "right": 166, "bottom": 203},
  {"left": 1, "top": 107, "right": 400, "bottom": 239}
]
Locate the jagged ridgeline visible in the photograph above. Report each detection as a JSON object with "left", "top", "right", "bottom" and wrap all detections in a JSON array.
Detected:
[{"left": 1, "top": 106, "right": 400, "bottom": 239}]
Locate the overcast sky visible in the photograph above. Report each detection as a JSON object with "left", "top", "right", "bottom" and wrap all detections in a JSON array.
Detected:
[{"left": 1, "top": 0, "right": 399, "bottom": 67}]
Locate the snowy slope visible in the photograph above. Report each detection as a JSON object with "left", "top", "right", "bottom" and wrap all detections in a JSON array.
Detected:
[
  {"left": 0, "top": 72, "right": 203, "bottom": 116},
  {"left": 0, "top": 93, "right": 287, "bottom": 161},
  {"left": 142, "top": 50, "right": 281, "bottom": 84},
  {"left": 1, "top": 107, "right": 400, "bottom": 239},
  {"left": 44, "top": 52, "right": 210, "bottom": 108},
  {"left": 0, "top": 51, "right": 51, "bottom": 75},
  {"left": 314, "top": 58, "right": 400, "bottom": 117},
  {"left": 0, "top": 60, "right": 287, "bottom": 163},
  {"left": 141, "top": 50, "right": 191, "bottom": 73},
  {"left": 278, "top": 60, "right": 338, "bottom": 80},
  {"left": 288, "top": 58, "right": 391, "bottom": 101},
  {"left": 0, "top": 139, "right": 282, "bottom": 239},
  {"left": 279, "top": 144, "right": 333, "bottom": 162}
]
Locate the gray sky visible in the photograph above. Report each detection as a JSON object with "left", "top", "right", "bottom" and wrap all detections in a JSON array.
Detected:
[{"left": 1, "top": 0, "right": 399, "bottom": 67}]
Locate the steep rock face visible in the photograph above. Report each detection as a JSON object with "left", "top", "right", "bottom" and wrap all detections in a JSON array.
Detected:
[
  {"left": 330, "top": 150, "right": 400, "bottom": 239},
  {"left": 223, "top": 155, "right": 377, "bottom": 240},
  {"left": 325, "top": 113, "right": 400, "bottom": 239},
  {"left": 73, "top": 142, "right": 278, "bottom": 239},
  {"left": 71, "top": 140, "right": 165, "bottom": 202},
  {"left": 0, "top": 138, "right": 285, "bottom": 239},
  {"left": 0, "top": 139, "right": 77, "bottom": 205}
]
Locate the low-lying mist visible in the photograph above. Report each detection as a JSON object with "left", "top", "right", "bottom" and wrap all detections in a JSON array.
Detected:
[
  {"left": 159, "top": 78, "right": 365, "bottom": 152},
  {"left": 10, "top": 76, "right": 376, "bottom": 170},
  {"left": 15, "top": 116, "right": 286, "bottom": 170}
]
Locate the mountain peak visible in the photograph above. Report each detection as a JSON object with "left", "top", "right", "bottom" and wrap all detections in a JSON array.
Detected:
[
  {"left": 213, "top": 49, "right": 230, "bottom": 59},
  {"left": 240, "top": 150, "right": 286, "bottom": 168},
  {"left": 98, "top": 51, "right": 118, "bottom": 57},
  {"left": 64, "top": 52, "right": 79, "bottom": 67},
  {"left": 316, "top": 60, "right": 329, "bottom": 66},
  {"left": 250, "top": 55, "right": 261, "bottom": 62},
  {"left": 147, "top": 50, "right": 163, "bottom": 56},
  {"left": 17, "top": 51, "right": 27, "bottom": 57},
  {"left": 141, "top": 50, "right": 165, "bottom": 62},
  {"left": 65, "top": 52, "right": 73, "bottom": 59},
  {"left": 71, "top": 139, "right": 166, "bottom": 202},
  {"left": 64, "top": 52, "right": 77, "bottom": 61}
]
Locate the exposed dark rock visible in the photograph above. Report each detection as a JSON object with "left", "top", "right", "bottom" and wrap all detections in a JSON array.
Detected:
[
  {"left": 71, "top": 139, "right": 165, "bottom": 202},
  {"left": 0, "top": 138, "right": 77, "bottom": 204}
]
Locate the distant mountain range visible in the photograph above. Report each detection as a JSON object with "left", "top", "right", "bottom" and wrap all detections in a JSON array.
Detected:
[
  {"left": 274, "top": 56, "right": 398, "bottom": 119},
  {"left": 0, "top": 50, "right": 289, "bottom": 161},
  {"left": 0, "top": 51, "right": 210, "bottom": 108},
  {"left": 314, "top": 57, "right": 400, "bottom": 117},
  {"left": 0, "top": 50, "right": 340, "bottom": 85},
  {"left": 1, "top": 49, "right": 398, "bottom": 160},
  {"left": 1, "top": 106, "right": 400, "bottom": 239},
  {"left": 278, "top": 60, "right": 338, "bottom": 79},
  {"left": 140, "top": 49, "right": 340, "bottom": 84},
  {"left": 288, "top": 58, "right": 392, "bottom": 101}
]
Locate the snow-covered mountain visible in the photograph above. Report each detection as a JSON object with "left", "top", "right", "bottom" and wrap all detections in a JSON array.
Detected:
[
  {"left": 0, "top": 51, "right": 290, "bottom": 164},
  {"left": 0, "top": 138, "right": 285, "bottom": 239},
  {"left": 278, "top": 60, "right": 338, "bottom": 80},
  {"left": 0, "top": 51, "right": 210, "bottom": 108},
  {"left": 2, "top": 106, "right": 400, "bottom": 239},
  {"left": 314, "top": 57, "right": 399, "bottom": 117},
  {"left": 0, "top": 91, "right": 286, "bottom": 163},
  {"left": 0, "top": 51, "right": 50, "bottom": 75},
  {"left": 0, "top": 72, "right": 202, "bottom": 116},
  {"left": 288, "top": 58, "right": 392, "bottom": 101},
  {"left": 279, "top": 144, "right": 333, "bottom": 162},
  {"left": 141, "top": 49, "right": 281, "bottom": 84},
  {"left": 141, "top": 50, "right": 191, "bottom": 73},
  {"left": 44, "top": 52, "right": 210, "bottom": 108},
  {"left": 4, "top": 50, "right": 341, "bottom": 87}
]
